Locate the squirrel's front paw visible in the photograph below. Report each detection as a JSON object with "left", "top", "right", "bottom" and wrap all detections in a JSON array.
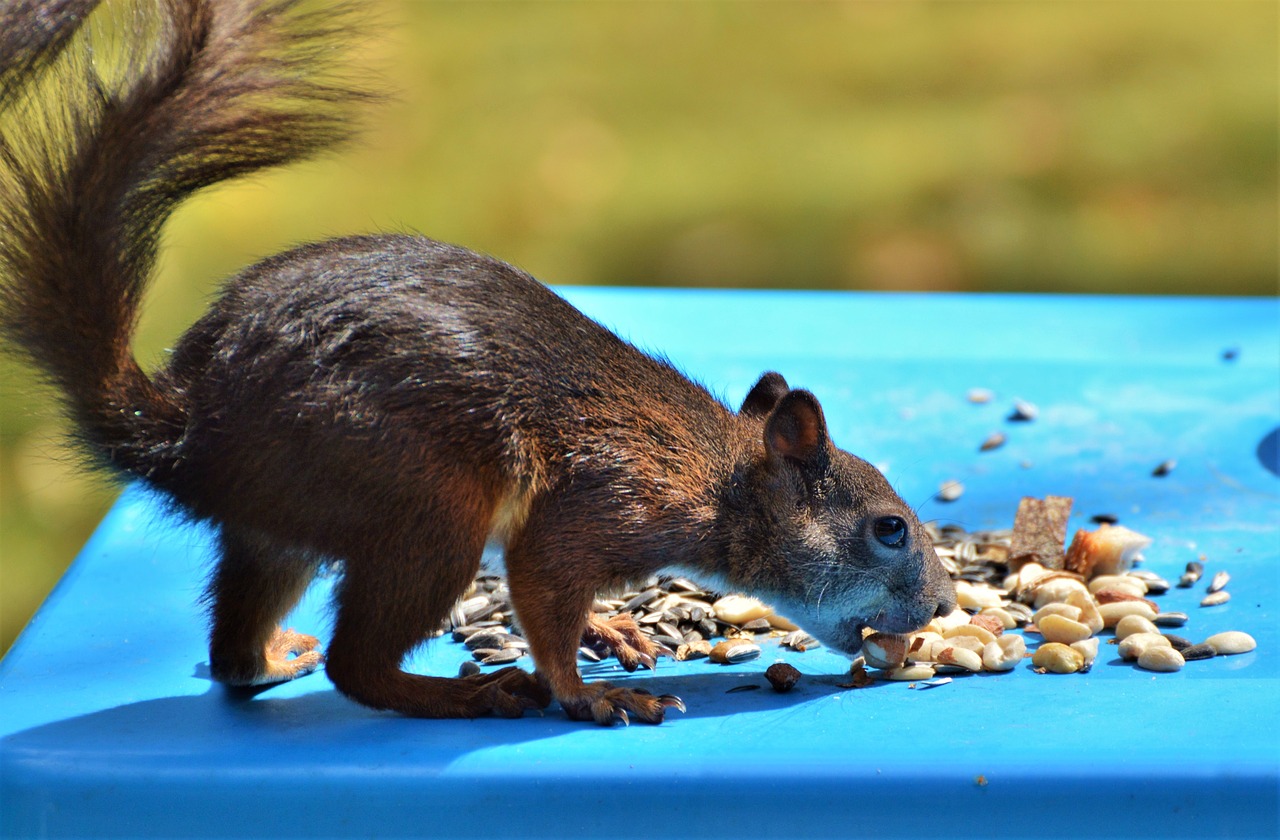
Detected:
[
  {"left": 581, "top": 613, "right": 671, "bottom": 672},
  {"left": 558, "top": 683, "right": 685, "bottom": 726}
]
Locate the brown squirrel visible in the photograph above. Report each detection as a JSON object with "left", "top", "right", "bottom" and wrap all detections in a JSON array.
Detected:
[{"left": 0, "top": 0, "right": 954, "bottom": 725}]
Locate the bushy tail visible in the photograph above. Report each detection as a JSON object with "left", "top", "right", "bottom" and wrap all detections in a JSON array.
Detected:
[{"left": 0, "top": 0, "right": 373, "bottom": 483}]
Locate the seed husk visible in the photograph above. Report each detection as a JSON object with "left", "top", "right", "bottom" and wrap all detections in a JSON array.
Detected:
[
  {"left": 1207, "top": 570, "right": 1230, "bottom": 594},
  {"left": 937, "top": 480, "right": 965, "bottom": 503},
  {"left": 726, "top": 684, "right": 761, "bottom": 694},
  {"left": 1200, "top": 591, "right": 1231, "bottom": 607}
]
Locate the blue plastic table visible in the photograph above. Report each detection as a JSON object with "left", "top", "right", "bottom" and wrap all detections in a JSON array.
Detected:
[{"left": 2, "top": 291, "right": 1277, "bottom": 839}]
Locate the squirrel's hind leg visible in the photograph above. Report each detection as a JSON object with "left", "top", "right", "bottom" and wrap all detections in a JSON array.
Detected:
[
  {"left": 322, "top": 492, "right": 550, "bottom": 718},
  {"left": 206, "top": 527, "right": 324, "bottom": 686}
]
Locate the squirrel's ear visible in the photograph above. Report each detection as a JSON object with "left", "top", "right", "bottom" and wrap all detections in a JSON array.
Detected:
[
  {"left": 740, "top": 371, "right": 789, "bottom": 418},
  {"left": 764, "top": 390, "right": 829, "bottom": 465}
]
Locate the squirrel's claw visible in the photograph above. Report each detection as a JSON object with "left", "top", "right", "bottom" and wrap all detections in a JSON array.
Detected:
[{"left": 658, "top": 694, "right": 686, "bottom": 714}]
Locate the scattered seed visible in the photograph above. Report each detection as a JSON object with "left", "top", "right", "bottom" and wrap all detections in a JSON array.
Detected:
[
  {"left": 480, "top": 648, "right": 524, "bottom": 666},
  {"left": 1152, "top": 459, "right": 1176, "bottom": 477},
  {"left": 1090, "top": 513, "right": 1120, "bottom": 525},
  {"left": 1153, "top": 611, "right": 1189, "bottom": 628},
  {"left": 1180, "top": 643, "right": 1216, "bottom": 661},
  {"left": 1007, "top": 399, "right": 1038, "bottom": 422},
  {"left": 765, "top": 662, "right": 802, "bottom": 693},
  {"left": 1207, "top": 570, "right": 1230, "bottom": 594},
  {"left": 1136, "top": 646, "right": 1185, "bottom": 672},
  {"left": 709, "top": 639, "right": 761, "bottom": 665},
  {"left": 967, "top": 388, "right": 994, "bottom": 404},
  {"left": 1178, "top": 560, "right": 1204, "bottom": 588},
  {"left": 578, "top": 646, "right": 603, "bottom": 663},
  {"left": 458, "top": 660, "right": 482, "bottom": 678},
  {"left": 1032, "top": 643, "right": 1084, "bottom": 674},
  {"left": 979, "top": 432, "right": 1007, "bottom": 452},
  {"left": 1204, "top": 631, "right": 1256, "bottom": 655},
  {"left": 1161, "top": 634, "right": 1193, "bottom": 652},
  {"left": 937, "top": 480, "right": 965, "bottom": 502},
  {"left": 1200, "top": 591, "right": 1231, "bottom": 607}
]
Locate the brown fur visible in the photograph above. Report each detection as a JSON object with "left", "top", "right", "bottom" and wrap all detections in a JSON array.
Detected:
[{"left": 0, "top": 0, "right": 954, "bottom": 725}]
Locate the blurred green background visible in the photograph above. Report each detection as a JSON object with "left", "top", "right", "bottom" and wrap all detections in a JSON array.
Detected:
[{"left": 1, "top": 0, "right": 1276, "bottom": 657}]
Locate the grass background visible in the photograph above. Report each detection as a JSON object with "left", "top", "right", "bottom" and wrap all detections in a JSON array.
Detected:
[{"left": 1, "top": 0, "right": 1276, "bottom": 657}]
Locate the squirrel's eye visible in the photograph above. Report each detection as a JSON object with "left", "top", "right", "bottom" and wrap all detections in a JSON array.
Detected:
[{"left": 873, "top": 516, "right": 907, "bottom": 548}]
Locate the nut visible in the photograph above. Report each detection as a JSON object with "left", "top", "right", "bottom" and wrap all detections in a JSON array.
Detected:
[
  {"left": 1118, "top": 632, "right": 1171, "bottom": 662},
  {"left": 1114, "top": 614, "right": 1160, "bottom": 641},
  {"left": 1037, "top": 613, "right": 1093, "bottom": 645},
  {"left": 1136, "top": 646, "right": 1185, "bottom": 672},
  {"left": 1031, "top": 642, "right": 1084, "bottom": 674},
  {"left": 936, "top": 646, "right": 983, "bottom": 672},
  {"left": 943, "top": 624, "right": 998, "bottom": 646},
  {"left": 1205, "top": 631, "right": 1256, "bottom": 655},
  {"left": 982, "top": 634, "right": 1026, "bottom": 671},
  {"left": 863, "top": 633, "right": 910, "bottom": 669},
  {"left": 1098, "top": 600, "right": 1158, "bottom": 628},
  {"left": 711, "top": 594, "right": 772, "bottom": 624},
  {"left": 1071, "top": 637, "right": 1100, "bottom": 667},
  {"left": 1032, "top": 603, "right": 1082, "bottom": 625}
]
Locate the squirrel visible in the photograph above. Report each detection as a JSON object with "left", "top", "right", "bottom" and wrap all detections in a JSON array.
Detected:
[{"left": 0, "top": 0, "right": 955, "bottom": 725}]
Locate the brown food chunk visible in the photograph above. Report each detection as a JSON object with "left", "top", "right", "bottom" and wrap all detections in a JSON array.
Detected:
[{"left": 1007, "top": 495, "right": 1073, "bottom": 569}]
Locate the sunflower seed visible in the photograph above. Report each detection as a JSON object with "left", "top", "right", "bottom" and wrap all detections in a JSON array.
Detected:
[
  {"left": 1152, "top": 459, "right": 1176, "bottom": 477},
  {"left": 937, "top": 480, "right": 965, "bottom": 502},
  {"left": 1008, "top": 399, "right": 1038, "bottom": 422},
  {"left": 1207, "top": 570, "right": 1230, "bottom": 593},
  {"left": 1180, "top": 643, "right": 1216, "bottom": 661},
  {"left": 1200, "top": 591, "right": 1230, "bottom": 607},
  {"left": 1178, "top": 560, "right": 1204, "bottom": 588},
  {"left": 481, "top": 648, "right": 524, "bottom": 666}
]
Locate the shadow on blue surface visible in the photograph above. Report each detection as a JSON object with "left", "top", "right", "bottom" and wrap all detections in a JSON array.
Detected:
[{"left": 1257, "top": 427, "right": 1280, "bottom": 476}]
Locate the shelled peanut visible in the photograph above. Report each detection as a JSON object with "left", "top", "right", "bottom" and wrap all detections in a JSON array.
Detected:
[{"left": 858, "top": 499, "right": 1258, "bottom": 683}]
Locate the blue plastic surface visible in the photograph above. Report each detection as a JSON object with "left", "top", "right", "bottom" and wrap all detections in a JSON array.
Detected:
[{"left": 2, "top": 291, "right": 1277, "bottom": 839}]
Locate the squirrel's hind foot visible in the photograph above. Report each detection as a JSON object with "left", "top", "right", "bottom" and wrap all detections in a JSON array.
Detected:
[
  {"left": 557, "top": 682, "right": 685, "bottom": 726},
  {"left": 212, "top": 626, "right": 324, "bottom": 686}
]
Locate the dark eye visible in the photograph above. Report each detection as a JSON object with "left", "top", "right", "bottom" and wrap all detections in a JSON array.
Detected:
[{"left": 873, "top": 516, "right": 908, "bottom": 548}]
